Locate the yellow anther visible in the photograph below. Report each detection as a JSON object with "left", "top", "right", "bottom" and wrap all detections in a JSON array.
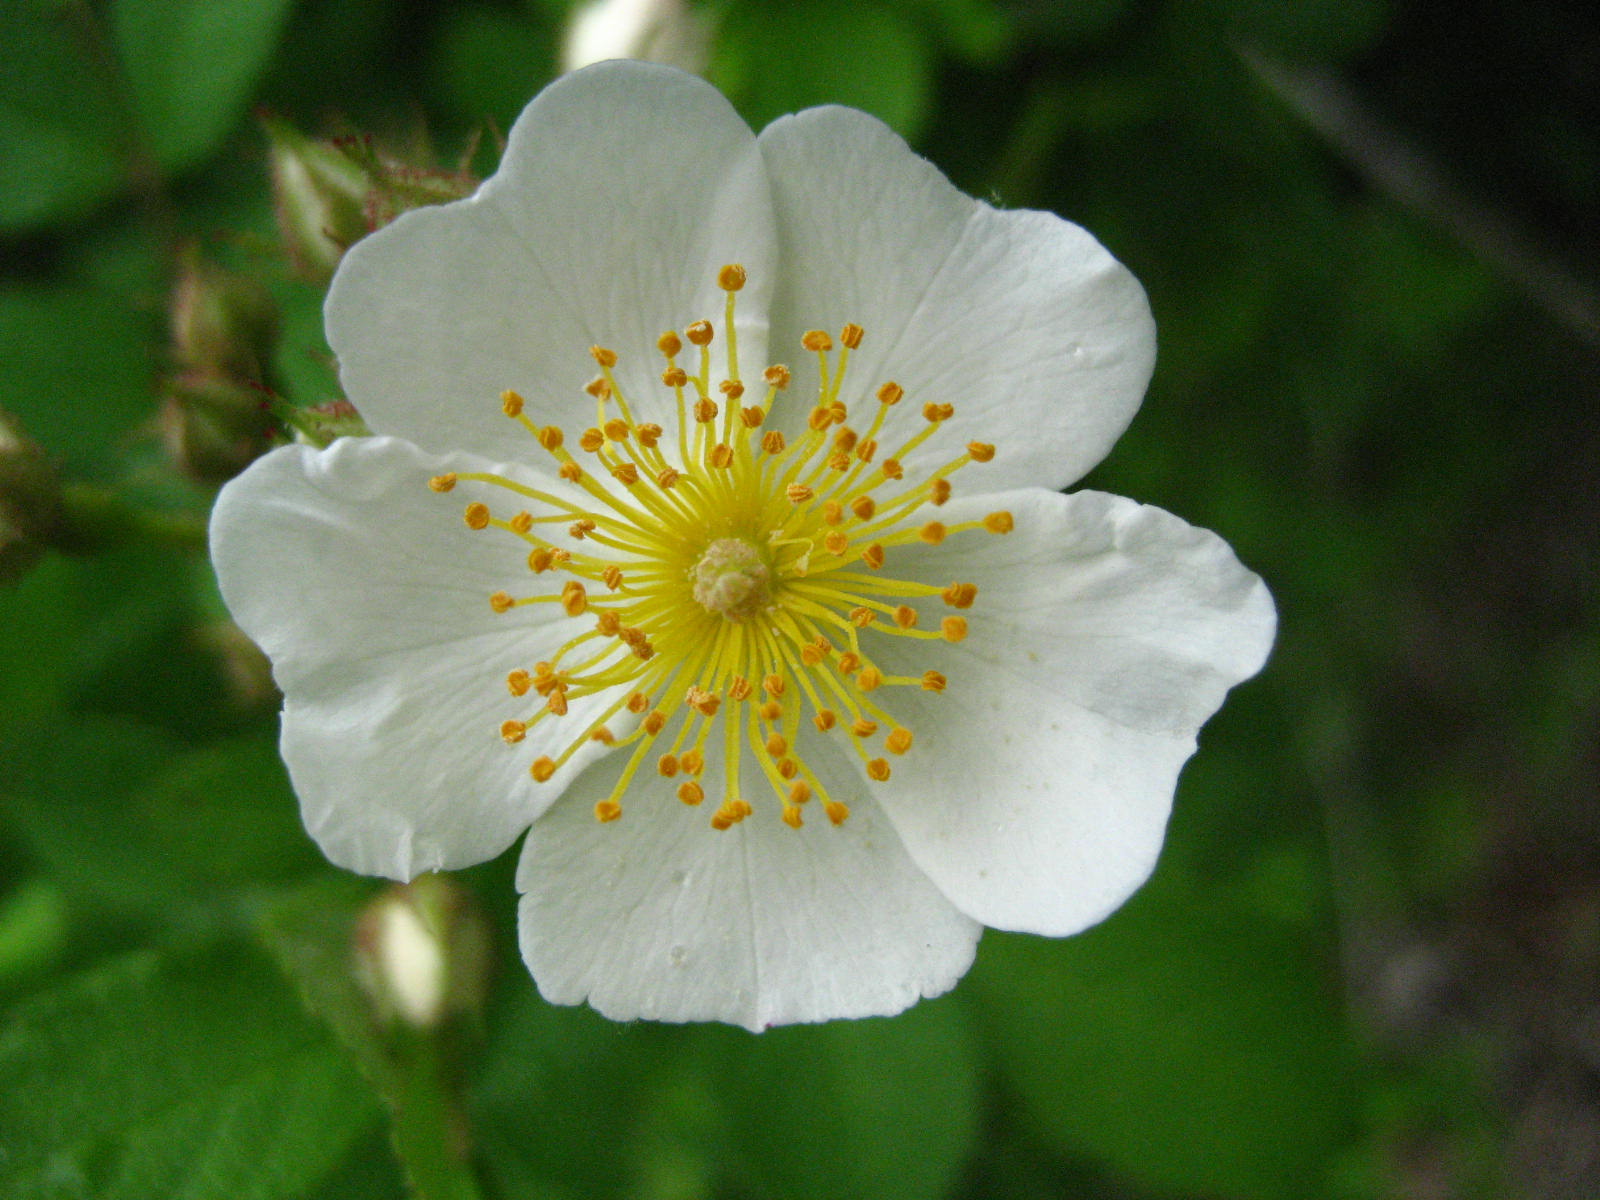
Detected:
[
  {"left": 762, "top": 674, "right": 786, "bottom": 696},
  {"left": 686, "top": 686, "right": 720, "bottom": 716},
  {"left": 941, "top": 615, "right": 969, "bottom": 642},
  {"left": 501, "top": 389, "right": 525, "bottom": 416},
  {"left": 850, "top": 606, "right": 874, "bottom": 627},
  {"left": 637, "top": 423, "right": 662, "bottom": 448},
  {"left": 658, "top": 754, "right": 679, "bottom": 777},
  {"left": 729, "top": 676, "right": 754, "bottom": 701},
  {"left": 718, "top": 263, "right": 747, "bottom": 291},
  {"left": 655, "top": 467, "right": 680, "bottom": 489},
  {"left": 530, "top": 756, "right": 556, "bottom": 782},
  {"left": 876, "top": 381, "right": 904, "bottom": 406},
  {"left": 627, "top": 691, "right": 650, "bottom": 713},
  {"left": 678, "top": 780, "right": 704, "bottom": 805},
  {"left": 464, "top": 502, "right": 491, "bottom": 530},
  {"left": 658, "top": 330, "right": 683, "bottom": 357},
  {"left": 967, "top": 441, "right": 996, "bottom": 462},
  {"left": 589, "top": 345, "right": 618, "bottom": 369},
  {"left": 833, "top": 428, "right": 859, "bottom": 454},
  {"left": 894, "top": 605, "right": 918, "bottom": 629},
  {"left": 837, "top": 651, "right": 862, "bottom": 673},
  {"left": 500, "top": 720, "right": 527, "bottom": 744},
  {"left": 823, "top": 531, "right": 849, "bottom": 556},
  {"left": 584, "top": 375, "right": 611, "bottom": 400},
  {"left": 881, "top": 459, "right": 904, "bottom": 480},
  {"left": 662, "top": 365, "right": 689, "bottom": 387},
  {"left": 801, "top": 329, "right": 832, "bottom": 352},
  {"left": 840, "top": 322, "right": 864, "bottom": 349},
  {"left": 801, "top": 642, "right": 825, "bottom": 666},
  {"left": 546, "top": 689, "right": 569, "bottom": 716},
  {"left": 595, "top": 611, "right": 621, "bottom": 636},
  {"left": 763, "top": 364, "right": 791, "bottom": 389},
  {"left": 739, "top": 405, "right": 765, "bottom": 428},
  {"left": 758, "top": 700, "right": 782, "bottom": 721},
  {"left": 686, "top": 319, "right": 714, "bottom": 346},
  {"left": 680, "top": 748, "right": 704, "bottom": 776},
  {"left": 788, "top": 780, "right": 811, "bottom": 805},
  {"left": 827, "top": 451, "right": 851, "bottom": 472},
  {"left": 867, "top": 758, "right": 891, "bottom": 782},
  {"left": 603, "top": 418, "right": 629, "bottom": 442},
  {"left": 985, "top": 511, "right": 1014, "bottom": 533},
  {"left": 921, "top": 670, "right": 947, "bottom": 692},
  {"left": 824, "top": 801, "right": 850, "bottom": 826},
  {"left": 855, "top": 438, "right": 878, "bottom": 463},
  {"left": 560, "top": 580, "right": 587, "bottom": 617},
  {"left": 929, "top": 478, "right": 952, "bottom": 506},
  {"left": 777, "top": 758, "right": 798, "bottom": 779},
  {"left": 559, "top": 462, "right": 583, "bottom": 482},
  {"left": 861, "top": 543, "right": 885, "bottom": 569},
  {"left": 719, "top": 379, "right": 745, "bottom": 400},
  {"left": 569, "top": 518, "right": 596, "bottom": 539},
  {"left": 941, "top": 582, "right": 978, "bottom": 608},
  {"left": 590, "top": 727, "right": 616, "bottom": 744},
  {"left": 428, "top": 473, "right": 457, "bottom": 492},
  {"left": 923, "top": 402, "right": 954, "bottom": 422},
  {"left": 612, "top": 462, "right": 640, "bottom": 486},
  {"left": 579, "top": 427, "right": 605, "bottom": 452},
  {"left": 507, "top": 669, "right": 532, "bottom": 696},
  {"left": 643, "top": 710, "right": 667, "bottom": 735},
  {"left": 857, "top": 665, "right": 884, "bottom": 691},
  {"left": 765, "top": 733, "right": 788, "bottom": 756},
  {"left": 489, "top": 591, "right": 515, "bottom": 613},
  {"left": 886, "top": 728, "right": 913, "bottom": 755},
  {"left": 919, "top": 522, "right": 947, "bottom": 545},
  {"left": 709, "top": 443, "right": 733, "bottom": 469},
  {"left": 694, "top": 398, "right": 719, "bottom": 423},
  {"left": 761, "top": 430, "right": 787, "bottom": 455},
  {"left": 807, "top": 406, "right": 833, "bottom": 432},
  {"left": 509, "top": 511, "right": 534, "bottom": 534},
  {"left": 821, "top": 500, "right": 844, "bottom": 525},
  {"left": 782, "top": 805, "right": 804, "bottom": 829},
  {"left": 828, "top": 400, "right": 848, "bottom": 424},
  {"left": 602, "top": 565, "right": 624, "bottom": 591},
  {"left": 850, "top": 495, "right": 876, "bottom": 520},
  {"left": 786, "top": 483, "right": 814, "bottom": 504},
  {"left": 595, "top": 800, "right": 622, "bottom": 823},
  {"left": 814, "top": 709, "right": 837, "bottom": 732},
  {"left": 851, "top": 718, "right": 878, "bottom": 738}
]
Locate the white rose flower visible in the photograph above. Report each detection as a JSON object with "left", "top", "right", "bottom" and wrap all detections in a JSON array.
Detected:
[{"left": 211, "top": 61, "right": 1276, "bottom": 1031}]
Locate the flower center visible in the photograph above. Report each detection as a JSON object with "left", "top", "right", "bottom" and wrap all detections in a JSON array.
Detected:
[
  {"left": 427, "top": 265, "right": 1012, "bottom": 831},
  {"left": 691, "top": 537, "right": 770, "bottom": 620}
]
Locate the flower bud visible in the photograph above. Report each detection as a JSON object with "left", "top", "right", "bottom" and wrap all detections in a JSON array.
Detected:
[
  {"left": 354, "top": 875, "right": 491, "bottom": 1030},
  {"left": 264, "top": 116, "right": 374, "bottom": 285},
  {"left": 0, "top": 408, "right": 67, "bottom": 586},
  {"left": 291, "top": 399, "right": 372, "bottom": 447},
  {"left": 158, "top": 371, "right": 277, "bottom": 485},
  {"left": 169, "top": 245, "right": 280, "bottom": 381}
]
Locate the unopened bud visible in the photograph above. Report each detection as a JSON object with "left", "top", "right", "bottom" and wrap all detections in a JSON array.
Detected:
[
  {"left": 170, "top": 246, "right": 280, "bottom": 381},
  {"left": 264, "top": 116, "right": 374, "bottom": 285},
  {"left": 355, "top": 875, "right": 492, "bottom": 1030},
  {"left": 0, "top": 409, "right": 66, "bottom": 585},
  {"left": 158, "top": 372, "right": 277, "bottom": 484}
]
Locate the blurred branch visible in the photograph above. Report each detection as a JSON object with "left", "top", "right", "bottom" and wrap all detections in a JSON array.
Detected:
[{"left": 1244, "top": 50, "right": 1600, "bottom": 352}]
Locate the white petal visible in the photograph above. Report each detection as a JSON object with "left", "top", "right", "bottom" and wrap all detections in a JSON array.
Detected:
[
  {"left": 757, "top": 106, "right": 1155, "bottom": 491},
  {"left": 210, "top": 437, "right": 619, "bottom": 878},
  {"left": 515, "top": 738, "right": 981, "bottom": 1031},
  {"left": 326, "top": 61, "right": 776, "bottom": 459},
  {"left": 868, "top": 488, "right": 1275, "bottom": 935}
]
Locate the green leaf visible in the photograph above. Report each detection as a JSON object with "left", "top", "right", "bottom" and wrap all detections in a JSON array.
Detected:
[
  {"left": 974, "top": 854, "right": 1361, "bottom": 1199},
  {"left": 0, "top": 943, "right": 379, "bottom": 1199},
  {"left": 712, "top": 0, "right": 934, "bottom": 141},
  {"left": 2, "top": 717, "right": 321, "bottom": 915},
  {"left": 0, "top": 3, "right": 127, "bottom": 230},
  {"left": 693, "top": 996, "right": 981, "bottom": 1200},
  {"left": 111, "top": 0, "right": 297, "bottom": 172}
]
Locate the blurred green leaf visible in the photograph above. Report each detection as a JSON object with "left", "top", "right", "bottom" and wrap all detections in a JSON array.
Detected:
[
  {"left": 0, "top": 3, "right": 127, "bottom": 231},
  {"left": 3, "top": 717, "right": 320, "bottom": 914},
  {"left": 712, "top": 0, "right": 934, "bottom": 140},
  {"left": 111, "top": 0, "right": 297, "bottom": 172},
  {"left": 430, "top": 5, "right": 554, "bottom": 133},
  {"left": 692, "top": 997, "right": 981, "bottom": 1200},
  {"left": 0, "top": 943, "right": 379, "bottom": 1199},
  {"left": 974, "top": 857, "right": 1360, "bottom": 1199}
]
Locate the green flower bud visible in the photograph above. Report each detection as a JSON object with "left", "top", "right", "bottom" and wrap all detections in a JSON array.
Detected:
[
  {"left": 170, "top": 245, "right": 280, "bottom": 381},
  {"left": 264, "top": 116, "right": 373, "bottom": 285},
  {"left": 0, "top": 408, "right": 67, "bottom": 586},
  {"left": 354, "top": 875, "right": 492, "bottom": 1031}
]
